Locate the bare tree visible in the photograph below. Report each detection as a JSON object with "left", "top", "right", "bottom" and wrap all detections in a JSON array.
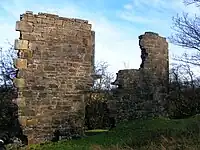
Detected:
[
  {"left": 0, "top": 44, "right": 28, "bottom": 148},
  {"left": 0, "top": 45, "right": 17, "bottom": 88},
  {"left": 184, "top": 0, "right": 200, "bottom": 6},
  {"left": 169, "top": 0, "right": 200, "bottom": 66},
  {"left": 170, "top": 13, "right": 200, "bottom": 51},
  {"left": 168, "top": 63, "right": 200, "bottom": 118},
  {"left": 92, "top": 61, "right": 115, "bottom": 90},
  {"left": 85, "top": 61, "right": 115, "bottom": 130}
]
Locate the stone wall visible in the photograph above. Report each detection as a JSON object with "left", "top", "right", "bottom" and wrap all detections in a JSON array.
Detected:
[
  {"left": 13, "top": 11, "right": 95, "bottom": 144},
  {"left": 112, "top": 32, "right": 169, "bottom": 122}
]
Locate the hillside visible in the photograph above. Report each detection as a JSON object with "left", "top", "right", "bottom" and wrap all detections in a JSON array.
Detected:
[{"left": 27, "top": 115, "right": 200, "bottom": 150}]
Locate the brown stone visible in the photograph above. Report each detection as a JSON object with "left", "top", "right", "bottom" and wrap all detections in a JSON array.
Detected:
[
  {"left": 22, "top": 90, "right": 33, "bottom": 97},
  {"left": 14, "top": 39, "right": 29, "bottom": 50},
  {"left": 16, "top": 21, "right": 33, "bottom": 32},
  {"left": 13, "top": 78, "right": 25, "bottom": 88},
  {"left": 16, "top": 97, "right": 26, "bottom": 107},
  {"left": 15, "top": 11, "right": 95, "bottom": 144},
  {"left": 21, "top": 108, "right": 36, "bottom": 116},
  {"left": 38, "top": 92, "right": 47, "bottom": 98},
  {"left": 14, "top": 58, "right": 27, "bottom": 69},
  {"left": 20, "top": 32, "right": 43, "bottom": 41},
  {"left": 18, "top": 116, "right": 27, "bottom": 126},
  {"left": 48, "top": 83, "right": 58, "bottom": 88},
  {"left": 112, "top": 32, "right": 169, "bottom": 122},
  {"left": 31, "top": 85, "right": 46, "bottom": 90},
  {"left": 26, "top": 119, "right": 38, "bottom": 126},
  {"left": 43, "top": 65, "right": 56, "bottom": 71},
  {"left": 23, "top": 50, "right": 33, "bottom": 58}
]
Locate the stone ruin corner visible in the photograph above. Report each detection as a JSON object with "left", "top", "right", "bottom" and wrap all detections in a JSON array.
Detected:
[
  {"left": 12, "top": 10, "right": 169, "bottom": 144},
  {"left": 112, "top": 31, "right": 168, "bottom": 88},
  {"left": 111, "top": 31, "right": 169, "bottom": 121},
  {"left": 13, "top": 11, "right": 95, "bottom": 144}
]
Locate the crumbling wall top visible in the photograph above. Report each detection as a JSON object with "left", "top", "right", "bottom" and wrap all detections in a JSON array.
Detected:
[
  {"left": 17, "top": 11, "right": 92, "bottom": 33},
  {"left": 111, "top": 69, "right": 140, "bottom": 88},
  {"left": 138, "top": 32, "right": 167, "bottom": 41},
  {"left": 21, "top": 11, "right": 89, "bottom": 24}
]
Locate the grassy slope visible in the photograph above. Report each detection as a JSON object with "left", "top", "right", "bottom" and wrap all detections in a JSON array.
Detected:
[{"left": 29, "top": 116, "right": 200, "bottom": 150}]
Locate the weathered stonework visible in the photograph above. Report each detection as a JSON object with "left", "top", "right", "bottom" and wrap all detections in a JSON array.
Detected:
[
  {"left": 112, "top": 32, "right": 169, "bottom": 122},
  {"left": 13, "top": 11, "right": 95, "bottom": 144}
]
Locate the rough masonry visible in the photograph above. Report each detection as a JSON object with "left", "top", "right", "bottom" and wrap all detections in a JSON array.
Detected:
[
  {"left": 13, "top": 11, "right": 95, "bottom": 144},
  {"left": 112, "top": 32, "right": 169, "bottom": 122}
]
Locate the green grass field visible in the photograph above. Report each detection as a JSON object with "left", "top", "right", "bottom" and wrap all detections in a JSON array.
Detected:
[{"left": 28, "top": 115, "right": 200, "bottom": 150}]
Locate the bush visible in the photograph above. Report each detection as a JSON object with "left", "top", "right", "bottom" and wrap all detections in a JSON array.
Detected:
[
  {"left": 167, "top": 64, "right": 200, "bottom": 119},
  {"left": 0, "top": 86, "right": 17, "bottom": 129},
  {"left": 84, "top": 90, "right": 113, "bottom": 130},
  {"left": 168, "top": 83, "right": 200, "bottom": 119}
]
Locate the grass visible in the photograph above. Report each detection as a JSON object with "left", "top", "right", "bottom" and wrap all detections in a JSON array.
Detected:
[
  {"left": 85, "top": 129, "right": 109, "bottom": 136},
  {"left": 27, "top": 115, "right": 200, "bottom": 150}
]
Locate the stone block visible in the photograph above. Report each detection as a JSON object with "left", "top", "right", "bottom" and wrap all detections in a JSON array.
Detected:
[
  {"left": 18, "top": 116, "right": 27, "bottom": 126},
  {"left": 13, "top": 78, "right": 25, "bottom": 88},
  {"left": 43, "top": 65, "right": 56, "bottom": 71},
  {"left": 16, "top": 21, "right": 33, "bottom": 32},
  {"left": 25, "top": 11, "right": 33, "bottom": 14},
  {"left": 29, "top": 42, "right": 37, "bottom": 51},
  {"left": 26, "top": 118, "right": 38, "bottom": 126},
  {"left": 21, "top": 108, "right": 36, "bottom": 116},
  {"left": 20, "top": 32, "right": 42, "bottom": 41},
  {"left": 55, "top": 19, "right": 63, "bottom": 26},
  {"left": 14, "top": 58, "right": 27, "bottom": 69},
  {"left": 22, "top": 50, "right": 33, "bottom": 58},
  {"left": 16, "top": 97, "right": 26, "bottom": 107},
  {"left": 14, "top": 39, "right": 29, "bottom": 50}
]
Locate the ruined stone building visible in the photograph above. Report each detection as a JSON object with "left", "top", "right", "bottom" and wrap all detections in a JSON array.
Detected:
[
  {"left": 14, "top": 11, "right": 95, "bottom": 144},
  {"left": 13, "top": 11, "right": 169, "bottom": 144},
  {"left": 112, "top": 32, "right": 169, "bottom": 122}
]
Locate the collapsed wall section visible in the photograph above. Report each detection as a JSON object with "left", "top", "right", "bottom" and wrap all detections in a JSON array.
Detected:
[
  {"left": 139, "top": 32, "right": 169, "bottom": 82},
  {"left": 112, "top": 32, "right": 169, "bottom": 122},
  {"left": 112, "top": 69, "right": 140, "bottom": 89},
  {"left": 13, "top": 11, "right": 95, "bottom": 144}
]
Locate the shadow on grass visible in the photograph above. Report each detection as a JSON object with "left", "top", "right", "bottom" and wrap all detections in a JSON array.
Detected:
[{"left": 27, "top": 115, "right": 200, "bottom": 150}]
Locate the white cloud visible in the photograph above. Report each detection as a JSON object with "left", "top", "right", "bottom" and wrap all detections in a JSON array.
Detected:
[
  {"left": 88, "top": 17, "right": 141, "bottom": 73},
  {"left": 0, "top": 0, "right": 142, "bottom": 75},
  {"left": 0, "top": 23, "right": 19, "bottom": 49},
  {"left": 120, "top": 0, "right": 200, "bottom": 27},
  {"left": 0, "top": 0, "right": 199, "bottom": 77},
  {"left": 122, "top": 0, "right": 199, "bottom": 16},
  {"left": 124, "top": 4, "right": 133, "bottom": 10},
  {"left": 118, "top": 11, "right": 159, "bottom": 24}
]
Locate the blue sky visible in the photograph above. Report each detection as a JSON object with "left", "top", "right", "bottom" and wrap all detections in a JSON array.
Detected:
[{"left": 0, "top": 0, "right": 199, "bottom": 75}]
